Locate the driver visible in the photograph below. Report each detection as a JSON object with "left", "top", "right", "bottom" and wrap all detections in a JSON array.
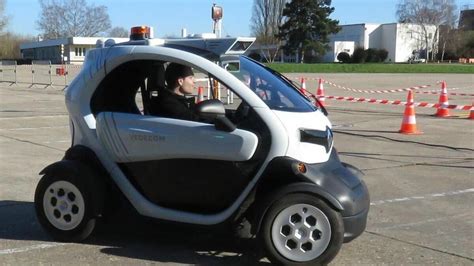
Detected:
[{"left": 151, "top": 63, "right": 201, "bottom": 121}]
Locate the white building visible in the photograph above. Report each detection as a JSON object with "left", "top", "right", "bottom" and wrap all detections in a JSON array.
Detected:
[
  {"left": 324, "top": 23, "right": 438, "bottom": 63},
  {"left": 20, "top": 37, "right": 128, "bottom": 64}
]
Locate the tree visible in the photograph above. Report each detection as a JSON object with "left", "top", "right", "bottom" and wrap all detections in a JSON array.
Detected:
[
  {"left": 365, "top": 48, "right": 379, "bottom": 62},
  {"left": 396, "top": 0, "right": 457, "bottom": 63},
  {"left": 351, "top": 47, "right": 367, "bottom": 63},
  {"left": 377, "top": 49, "right": 389, "bottom": 62},
  {"left": 108, "top": 26, "right": 129, "bottom": 37},
  {"left": 37, "top": 0, "right": 111, "bottom": 39},
  {"left": 458, "top": 30, "right": 474, "bottom": 58},
  {"left": 277, "top": 0, "right": 339, "bottom": 63},
  {"left": 250, "top": 0, "right": 288, "bottom": 63},
  {"left": 0, "top": 0, "right": 8, "bottom": 34}
]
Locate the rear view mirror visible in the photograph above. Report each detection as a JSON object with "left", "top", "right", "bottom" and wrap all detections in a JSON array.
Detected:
[{"left": 224, "top": 62, "right": 240, "bottom": 72}]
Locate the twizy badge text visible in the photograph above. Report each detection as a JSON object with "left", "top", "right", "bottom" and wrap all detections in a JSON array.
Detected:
[{"left": 130, "top": 134, "right": 165, "bottom": 142}]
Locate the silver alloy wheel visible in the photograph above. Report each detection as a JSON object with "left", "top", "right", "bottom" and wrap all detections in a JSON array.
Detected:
[
  {"left": 42, "top": 181, "right": 85, "bottom": 231},
  {"left": 271, "top": 203, "right": 331, "bottom": 262}
]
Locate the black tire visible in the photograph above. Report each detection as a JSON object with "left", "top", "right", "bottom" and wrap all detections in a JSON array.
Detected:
[
  {"left": 260, "top": 194, "right": 344, "bottom": 265},
  {"left": 34, "top": 163, "right": 104, "bottom": 242}
]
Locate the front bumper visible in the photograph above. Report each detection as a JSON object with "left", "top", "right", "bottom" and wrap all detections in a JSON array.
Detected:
[
  {"left": 343, "top": 207, "right": 369, "bottom": 243},
  {"left": 301, "top": 150, "right": 370, "bottom": 241}
]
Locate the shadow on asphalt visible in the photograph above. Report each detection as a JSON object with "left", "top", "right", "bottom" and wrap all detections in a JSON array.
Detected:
[{"left": 0, "top": 200, "right": 269, "bottom": 265}]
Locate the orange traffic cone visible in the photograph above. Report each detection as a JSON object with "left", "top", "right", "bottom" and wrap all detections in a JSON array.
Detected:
[
  {"left": 469, "top": 102, "right": 474, "bottom": 120},
  {"left": 196, "top": 86, "right": 204, "bottom": 103},
  {"left": 317, "top": 78, "right": 326, "bottom": 107},
  {"left": 399, "top": 90, "right": 422, "bottom": 134},
  {"left": 300, "top": 77, "right": 307, "bottom": 95},
  {"left": 435, "top": 81, "right": 450, "bottom": 117}
]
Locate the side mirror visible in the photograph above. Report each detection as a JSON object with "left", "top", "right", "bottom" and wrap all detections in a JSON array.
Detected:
[
  {"left": 196, "top": 99, "right": 236, "bottom": 132},
  {"left": 195, "top": 99, "right": 226, "bottom": 120}
]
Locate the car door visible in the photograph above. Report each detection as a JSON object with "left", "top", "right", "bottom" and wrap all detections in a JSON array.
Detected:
[{"left": 96, "top": 111, "right": 260, "bottom": 213}]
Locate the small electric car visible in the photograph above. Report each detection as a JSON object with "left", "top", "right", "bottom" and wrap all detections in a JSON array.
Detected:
[{"left": 34, "top": 28, "right": 369, "bottom": 265}]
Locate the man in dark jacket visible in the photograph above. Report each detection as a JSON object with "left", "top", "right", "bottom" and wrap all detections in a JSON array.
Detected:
[{"left": 151, "top": 63, "right": 201, "bottom": 121}]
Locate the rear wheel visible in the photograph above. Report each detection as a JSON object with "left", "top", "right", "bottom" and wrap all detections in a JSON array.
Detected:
[
  {"left": 34, "top": 164, "right": 104, "bottom": 242},
  {"left": 260, "top": 194, "right": 344, "bottom": 265}
]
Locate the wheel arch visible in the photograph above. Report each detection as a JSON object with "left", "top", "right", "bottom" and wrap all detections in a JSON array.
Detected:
[
  {"left": 39, "top": 160, "right": 84, "bottom": 177},
  {"left": 40, "top": 145, "right": 109, "bottom": 179}
]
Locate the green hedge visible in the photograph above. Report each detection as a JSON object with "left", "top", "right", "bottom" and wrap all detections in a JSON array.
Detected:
[{"left": 266, "top": 63, "right": 474, "bottom": 73}]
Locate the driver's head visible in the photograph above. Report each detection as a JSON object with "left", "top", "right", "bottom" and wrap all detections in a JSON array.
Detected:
[{"left": 165, "top": 63, "right": 195, "bottom": 95}]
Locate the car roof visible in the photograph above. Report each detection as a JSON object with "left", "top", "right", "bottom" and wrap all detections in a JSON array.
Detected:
[{"left": 105, "top": 36, "right": 255, "bottom": 62}]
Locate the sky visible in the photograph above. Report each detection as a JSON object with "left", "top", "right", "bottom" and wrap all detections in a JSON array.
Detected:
[{"left": 4, "top": 0, "right": 471, "bottom": 38}]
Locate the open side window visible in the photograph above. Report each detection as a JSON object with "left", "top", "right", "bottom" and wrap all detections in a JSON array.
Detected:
[
  {"left": 90, "top": 58, "right": 257, "bottom": 132},
  {"left": 91, "top": 60, "right": 166, "bottom": 117}
]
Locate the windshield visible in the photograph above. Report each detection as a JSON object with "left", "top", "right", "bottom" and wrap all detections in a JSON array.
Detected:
[{"left": 231, "top": 56, "right": 316, "bottom": 112}]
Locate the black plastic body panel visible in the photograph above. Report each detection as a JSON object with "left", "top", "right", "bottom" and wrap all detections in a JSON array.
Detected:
[
  {"left": 119, "top": 159, "right": 259, "bottom": 213},
  {"left": 39, "top": 160, "right": 82, "bottom": 176},
  {"left": 301, "top": 149, "right": 370, "bottom": 216},
  {"left": 40, "top": 145, "right": 107, "bottom": 176},
  {"left": 41, "top": 145, "right": 121, "bottom": 199},
  {"left": 342, "top": 207, "right": 369, "bottom": 243}
]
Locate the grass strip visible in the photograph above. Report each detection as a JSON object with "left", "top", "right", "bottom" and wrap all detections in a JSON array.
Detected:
[{"left": 266, "top": 63, "right": 474, "bottom": 73}]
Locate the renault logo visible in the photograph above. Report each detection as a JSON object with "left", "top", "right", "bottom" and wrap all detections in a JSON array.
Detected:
[{"left": 299, "top": 127, "right": 334, "bottom": 153}]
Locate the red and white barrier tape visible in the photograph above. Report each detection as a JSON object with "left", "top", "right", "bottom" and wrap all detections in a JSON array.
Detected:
[
  {"left": 288, "top": 76, "right": 322, "bottom": 81},
  {"left": 417, "top": 87, "right": 464, "bottom": 93},
  {"left": 321, "top": 77, "right": 470, "bottom": 97},
  {"left": 415, "top": 90, "right": 474, "bottom": 97},
  {"left": 289, "top": 76, "right": 443, "bottom": 94},
  {"left": 324, "top": 80, "right": 433, "bottom": 94},
  {"left": 315, "top": 95, "right": 473, "bottom": 111}
]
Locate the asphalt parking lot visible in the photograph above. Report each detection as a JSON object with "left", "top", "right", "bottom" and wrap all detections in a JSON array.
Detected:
[{"left": 0, "top": 72, "right": 473, "bottom": 265}]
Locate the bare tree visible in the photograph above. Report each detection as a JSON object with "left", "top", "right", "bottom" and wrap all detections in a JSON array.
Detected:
[
  {"left": 397, "top": 0, "right": 457, "bottom": 63},
  {"left": 37, "top": 0, "right": 111, "bottom": 39},
  {"left": 0, "top": 0, "right": 9, "bottom": 34},
  {"left": 108, "top": 26, "right": 129, "bottom": 37},
  {"left": 250, "top": 0, "right": 288, "bottom": 63}
]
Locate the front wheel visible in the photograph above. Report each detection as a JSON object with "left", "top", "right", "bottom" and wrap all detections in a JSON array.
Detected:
[
  {"left": 34, "top": 164, "right": 104, "bottom": 242},
  {"left": 260, "top": 194, "right": 344, "bottom": 265}
]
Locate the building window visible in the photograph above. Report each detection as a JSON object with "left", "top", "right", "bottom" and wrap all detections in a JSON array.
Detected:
[{"left": 75, "top": 47, "right": 88, "bottom": 57}]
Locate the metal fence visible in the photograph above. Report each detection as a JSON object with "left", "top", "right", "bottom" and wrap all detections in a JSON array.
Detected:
[
  {"left": 0, "top": 60, "right": 82, "bottom": 88},
  {"left": 31, "top": 60, "right": 53, "bottom": 87},
  {"left": 0, "top": 60, "right": 17, "bottom": 85}
]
